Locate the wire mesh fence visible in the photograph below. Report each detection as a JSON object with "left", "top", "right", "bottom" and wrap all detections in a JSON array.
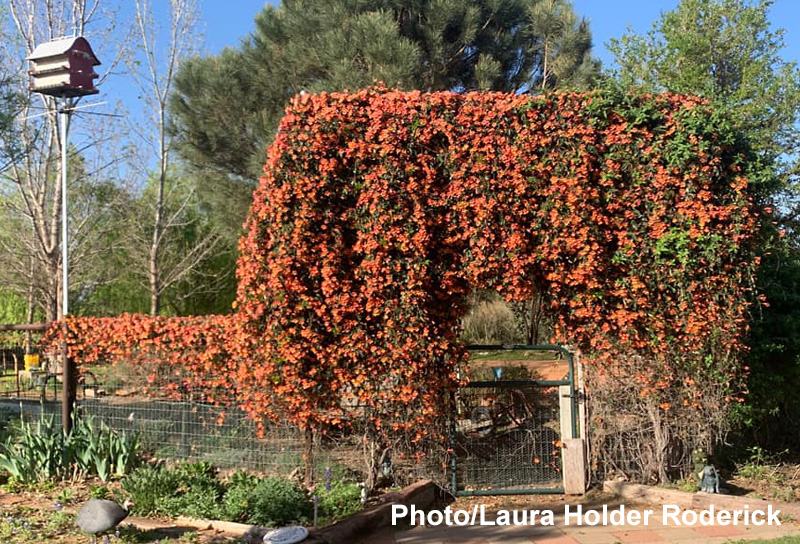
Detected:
[
  {"left": 1, "top": 330, "right": 572, "bottom": 490},
  {"left": 2, "top": 356, "right": 446, "bottom": 485},
  {"left": 451, "top": 383, "right": 563, "bottom": 492},
  {"left": 30, "top": 399, "right": 307, "bottom": 475},
  {"left": 0, "top": 326, "right": 52, "bottom": 400}
]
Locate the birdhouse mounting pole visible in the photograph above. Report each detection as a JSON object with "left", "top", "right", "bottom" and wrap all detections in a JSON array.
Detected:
[
  {"left": 27, "top": 35, "right": 101, "bottom": 434},
  {"left": 59, "top": 99, "right": 76, "bottom": 434},
  {"left": 60, "top": 102, "right": 69, "bottom": 319}
]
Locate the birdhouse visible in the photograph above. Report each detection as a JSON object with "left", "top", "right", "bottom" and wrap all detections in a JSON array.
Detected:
[{"left": 27, "top": 36, "right": 100, "bottom": 97}]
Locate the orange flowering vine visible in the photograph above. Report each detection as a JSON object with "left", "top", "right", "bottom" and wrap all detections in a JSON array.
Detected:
[{"left": 49, "top": 89, "right": 758, "bottom": 449}]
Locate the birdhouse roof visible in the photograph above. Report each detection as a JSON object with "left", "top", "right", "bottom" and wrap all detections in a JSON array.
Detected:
[{"left": 27, "top": 36, "right": 100, "bottom": 65}]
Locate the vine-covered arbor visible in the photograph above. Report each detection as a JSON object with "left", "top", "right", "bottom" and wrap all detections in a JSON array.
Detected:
[{"left": 57, "top": 89, "right": 758, "bottom": 482}]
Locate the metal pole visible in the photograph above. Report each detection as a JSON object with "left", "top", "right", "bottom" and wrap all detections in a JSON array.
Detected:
[
  {"left": 60, "top": 105, "right": 69, "bottom": 318},
  {"left": 59, "top": 103, "right": 75, "bottom": 434}
]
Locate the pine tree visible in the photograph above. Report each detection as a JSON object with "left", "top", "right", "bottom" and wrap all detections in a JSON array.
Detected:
[{"left": 169, "top": 0, "right": 600, "bottom": 185}]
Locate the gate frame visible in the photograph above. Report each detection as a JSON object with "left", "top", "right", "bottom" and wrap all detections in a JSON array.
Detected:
[{"left": 451, "top": 344, "right": 578, "bottom": 496}]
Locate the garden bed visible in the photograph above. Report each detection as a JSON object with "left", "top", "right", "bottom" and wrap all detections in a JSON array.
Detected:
[
  {"left": 726, "top": 463, "right": 800, "bottom": 503},
  {"left": 0, "top": 478, "right": 444, "bottom": 544},
  {"left": 0, "top": 486, "right": 240, "bottom": 544}
]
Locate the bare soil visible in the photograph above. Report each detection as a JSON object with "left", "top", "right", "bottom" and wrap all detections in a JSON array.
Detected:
[
  {"left": 0, "top": 483, "right": 244, "bottom": 544},
  {"left": 725, "top": 463, "right": 800, "bottom": 503}
]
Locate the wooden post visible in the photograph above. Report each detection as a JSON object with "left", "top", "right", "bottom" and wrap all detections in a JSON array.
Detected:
[
  {"left": 61, "top": 322, "right": 75, "bottom": 434},
  {"left": 562, "top": 438, "right": 587, "bottom": 494},
  {"left": 561, "top": 349, "right": 588, "bottom": 494},
  {"left": 181, "top": 394, "right": 189, "bottom": 456},
  {"left": 13, "top": 353, "right": 20, "bottom": 396}
]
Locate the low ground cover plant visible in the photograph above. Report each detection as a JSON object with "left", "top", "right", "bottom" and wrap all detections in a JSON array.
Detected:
[
  {"left": 317, "top": 481, "right": 362, "bottom": 521},
  {"left": 0, "top": 500, "right": 239, "bottom": 544},
  {"left": 122, "top": 461, "right": 224, "bottom": 520},
  {"left": 122, "top": 461, "right": 360, "bottom": 526}
]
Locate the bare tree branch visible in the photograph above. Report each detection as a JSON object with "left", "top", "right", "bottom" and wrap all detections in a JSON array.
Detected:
[
  {"left": 127, "top": 0, "right": 210, "bottom": 316},
  {"left": 0, "top": 0, "right": 130, "bottom": 321}
]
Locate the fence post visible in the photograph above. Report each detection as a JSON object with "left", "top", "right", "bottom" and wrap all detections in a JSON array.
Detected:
[
  {"left": 559, "top": 385, "right": 574, "bottom": 439},
  {"left": 61, "top": 323, "right": 76, "bottom": 434},
  {"left": 561, "top": 348, "right": 588, "bottom": 494},
  {"left": 179, "top": 383, "right": 190, "bottom": 457},
  {"left": 181, "top": 400, "right": 189, "bottom": 457}
]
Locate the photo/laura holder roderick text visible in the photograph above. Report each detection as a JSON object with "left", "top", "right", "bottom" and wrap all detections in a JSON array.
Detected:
[{"left": 391, "top": 504, "right": 782, "bottom": 527}]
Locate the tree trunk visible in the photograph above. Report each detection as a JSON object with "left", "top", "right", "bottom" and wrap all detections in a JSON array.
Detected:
[
  {"left": 528, "top": 295, "right": 538, "bottom": 345},
  {"left": 46, "top": 250, "right": 60, "bottom": 322},
  {"left": 302, "top": 427, "right": 314, "bottom": 487},
  {"left": 149, "top": 245, "right": 160, "bottom": 316},
  {"left": 648, "top": 403, "right": 670, "bottom": 483},
  {"left": 25, "top": 268, "right": 35, "bottom": 354},
  {"left": 527, "top": 291, "right": 546, "bottom": 345},
  {"left": 148, "top": 107, "right": 167, "bottom": 317}
]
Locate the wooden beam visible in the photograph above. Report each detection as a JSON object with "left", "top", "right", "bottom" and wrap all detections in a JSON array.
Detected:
[{"left": 0, "top": 323, "right": 50, "bottom": 332}]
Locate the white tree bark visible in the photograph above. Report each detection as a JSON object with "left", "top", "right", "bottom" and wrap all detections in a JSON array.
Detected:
[
  {"left": 0, "top": 0, "right": 128, "bottom": 321},
  {"left": 128, "top": 0, "right": 216, "bottom": 316}
]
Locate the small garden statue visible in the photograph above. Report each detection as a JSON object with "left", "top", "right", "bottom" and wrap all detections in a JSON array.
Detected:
[
  {"left": 693, "top": 449, "right": 721, "bottom": 493},
  {"left": 699, "top": 464, "right": 721, "bottom": 494}
]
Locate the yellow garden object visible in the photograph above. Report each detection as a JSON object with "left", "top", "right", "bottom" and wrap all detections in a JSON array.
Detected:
[{"left": 24, "top": 354, "right": 40, "bottom": 371}]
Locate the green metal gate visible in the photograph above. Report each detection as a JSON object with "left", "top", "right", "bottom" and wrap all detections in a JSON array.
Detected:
[{"left": 450, "top": 345, "right": 577, "bottom": 495}]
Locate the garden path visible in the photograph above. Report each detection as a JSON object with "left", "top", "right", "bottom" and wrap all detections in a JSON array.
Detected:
[{"left": 361, "top": 501, "right": 800, "bottom": 544}]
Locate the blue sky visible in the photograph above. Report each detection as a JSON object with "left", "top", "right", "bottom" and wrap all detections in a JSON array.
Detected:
[
  {"left": 102, "top": 0, "right": 800, "bottom": 119},
  {"left": 197, "top": 0, "right": 800, "bottom": 67},
  {"left": 87, "top": 0, "right": 799, "bottom": 180}
]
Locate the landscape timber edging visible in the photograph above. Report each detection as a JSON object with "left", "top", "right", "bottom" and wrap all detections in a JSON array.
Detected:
[
  {"left": 307, "top": 479, "right": 447, "bottom": 544},
  {"left": 174, "top": 515, "right": 256, "bottom": 534},
  {"left": 162, "top": 479, "right": 446, "bottom": 543},
  {"left": 604, "top": 480, "right": 800, "bottom": 519}
]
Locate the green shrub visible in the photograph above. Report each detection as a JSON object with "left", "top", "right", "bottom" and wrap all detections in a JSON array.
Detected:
[
  {"left": 246, "top": 477, "right": 311, "bottom": 527},
  {"left": 318, "top": 482, "right": 362, "bottom": 521},
  {"left": 163, "top": 461, "right": 223, "bottom": 519},
  {"left": 122, "top": 465, "right": 179, "bottom": 516},
  {"left": 122, "top": 461, "right": 224, "bottom": 519},
  {"left": 158, "top": 485, "right": 222, "bottom": 520},
  {"left": 221, "top": 471, "right": 260, "bottom": 522},
  {"left": 460, "top": 292, "right": 523, "bottom": 345}
]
